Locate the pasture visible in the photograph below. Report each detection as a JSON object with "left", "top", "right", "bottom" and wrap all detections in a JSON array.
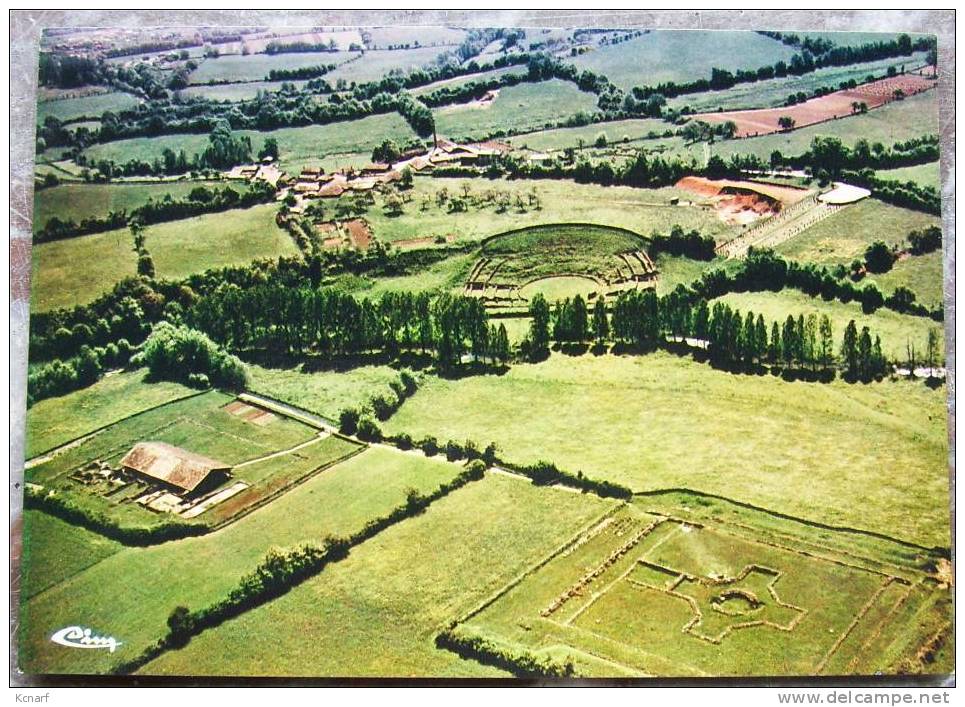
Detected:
[
  {"left": 867, "top": 251, "right": 944, "bottom": 311},
  {"left": 18, "top": 445, "right": 459, "bottom": 675},
  {"left": 356, "top": 177, "right": 732, "bottom": 245},
  {"left": 410, "top": 65, "right": 527, "bottom": 97},
  {"left": 322, "top": 47, "right": 456, "bottom": 85},
  {"left": 877, "top": 161, "right": 941, "bottom": 190},
  {"left": 565, "top": 31, "right": 797, "bottom": 91},
  {"left": 245, "top": 361, "right": 412, "bottom": 422},
  {"left": 714, "top": 290, "right": 944, "bottom": 360},
  {"left": 507, "top": 118, "right": 672, "bottom": 152},
  {"left": 25, "top": 368, "right": 195, "bottom": 459},
  {"left": 709, "top": 89, "right": 938, "bottom": 161},
  {"left": 365, "top": 26, "right": 466, "bottom": 48},
  {"left": 36, "top": 91, "right": 140, "bottom": 124},
  {"left": 774, "top": 198, "right": 940, "bottom": 266},
  {"left": 383, "top": 351, "right": 950, "bottom": 546},
  {"left": 455, "top": 496, "right": 951, "bottom": 676},
  {"left": 139, "top": 473, "right": 614, "bottom": 676},
  {"left": 187, "top": 51, "right": 359, "bottom": 84},
  {"left": 177, "top": 80, "right": 309, "bottom": 102},
  {"left": 432, "top": 80, "right": 598, "bottom": 141},
  {"left": 33, "top": 181, "right": 224, "bottom": 233}
]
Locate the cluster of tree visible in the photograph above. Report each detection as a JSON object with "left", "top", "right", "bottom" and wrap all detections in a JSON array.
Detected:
[
  {"left": 395, "top": 91, "right": 435, "bottom": 137},
  {"left": 366, "top": 370, "right": 419, "bottom": 421},
  {"left": 680, "top": 119, "right": 737, "bottom": 144},
  {"left": 761, "top": 31, "right": 933, "bottom": 68},
  {"left": 186, "top": 284, "right": 509, "bottom": 370},
  {"left": 435, "top": 629, "right": 575, "bottom": 678},
  {"left": 36, "top": 181, "right": 275, "bottom": 243},
  {"left": 649, "top": 225, "right": 717, "bottom": 260},
  {"left": 495, "top": 148, "right": 696, "bottom": 190},
  {"left": 130, "top": 321, "right": 247, "bottom": 390},
  {"left": 507, "top": 459, "right": 632, "bottom": 499},
  {"left": 27, "top": 339, "right": 134, "bottom": 406},
  {"left": 264, "top": 39, "right": 339, "bottom": 54},
  {"left": 198, "top": 120, "right": 252, "bottom": 168},
  {"left": 103, "top": 41, "right": 196, "bottom": 59},
  {"left": 265, "top": 63, "right": 337, "bottom": 81},
  {"left": 908, "top": 225, "right": 942, "bottom": 255},
  {"left": 38, "top": 53, "right": 105, "bottom": 88},
  {"left": 782, "top": 135, "right": 940, "bottom": 179}
]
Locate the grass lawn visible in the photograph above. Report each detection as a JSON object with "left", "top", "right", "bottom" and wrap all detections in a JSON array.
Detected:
[
  {"left": 867, "top": 250, "right": 945, "bottom": 310},
  {"left": 877, "top": 161, "right": 941, "bottom": 190},
  {"left": 433, "top": 80, "right": 599, "bottom": 141},
  {"left": 36, "top": 91, "right": 141, "bottom": 124},
  {"left": 82, "top": 113, "right": 419, "bottom": 175},
  {"left": 666, "top": 53, "right": 929, "bottom": 113},
  {"left": 177, "top": 80, "right": 309, "bottom": 102},
  {"left": 25, "top": 369, "right": 196, "bottom": 459},
  {"left": 359, "top": 177, "right": 732, "bottom": 245},
  {"left": 709, "top": 89, "right": 938, "bottom": 161},
  {"left": 714, "top": 289, "right": 944, "bottom": 360},
  {"left": 33, "top": 181, "right": 223, "bottom": 234},
  {"left": 566, "top": 31, "right": 797, "bottom": 91},
  {"left": 775, "top": 198, "right": 941, "bottom": 266},
  {"left": 245, "top": 361, "right": 409, "bottom": 422},
  {"left": 139, "top": 473, "right": 614, "bottom": 677},
  {"left": 654, "top": 254, "right": 730, "bottom": 296},
  {"left": 366, "top": 26, "right": 466, "bottom": 48},
  {"left": 144, "top": 202, "right": 299, "bottom": 281},
  {"left": 322, "top": 47, "right": 454, "bottom": 85},
  {"left": 30, "top": 227, "right": 138, "bottom": 313},
  {"left": 520, "top": 275, "right": 598, "bottom": 302},
  {"left": 20, "top": 510, "right": 122, "bottom": 601},
  {"left": 383, "top": 351, "right": 950, "bottom": 546},
  {"left": 18, "top": 445, "right": 464, "bottom": 675},
  {"left": 322, "top": 253, "right": 476, "bottom": 300}
]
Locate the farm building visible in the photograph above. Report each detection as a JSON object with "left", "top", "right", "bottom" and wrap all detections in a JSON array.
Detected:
[{"left": 120, "top": 442, "right": 231, "bottom": 499}]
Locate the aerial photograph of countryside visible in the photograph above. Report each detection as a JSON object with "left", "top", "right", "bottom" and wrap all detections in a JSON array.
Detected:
[{"left": 16, "top": 19, "right": 951, "bottom": 681}]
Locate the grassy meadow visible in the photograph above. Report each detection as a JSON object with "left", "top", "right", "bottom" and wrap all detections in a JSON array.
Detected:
[
  {"left": 867, "top": 250, "right": 944, "bottom": 311},
  {"left": 433, "top": 80, "right": 598, "bottom": 141},
  {"left": 775, "top": 198, "right": 940, "bottom": 266},
  {"left": 25, "top": 369, "right": 196, "bottom": 459},
  {"left": 18, "top": 445, "right": 464, "bottom": 675},
  {"left": 566, "top": 31, "right": 798, "bottom": 90},
  {"left": 383, "top": 351, "right": 950, "bottom": 546},
  {"left": 877, "top": 161, "right": 941, "bottom": 190},
  {"left": 36, "top": 91, "right": 140, "bottom": 124},
  {"left": 187, "top": 52, "right": 360, "bottom": 84},
  {"left": 507, "top": 118, "right": 673, "bottom": 152},
  {"left": 140, "top": 473, "right": 613, "bottom": 676}
]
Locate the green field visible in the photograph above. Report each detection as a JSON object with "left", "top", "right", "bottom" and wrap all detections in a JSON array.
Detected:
[
  {"left": 145, "top": 203, "right": 298, "bottom": 280},
  {"left": 25, "top": 369, "right": 196, "bottom": 459},
  {"left": 714, "top": 289, "right": 944, "bottom": 360},
  {"left": 775, "top": 198, "right": 940, "bottom": 266},
  {"left": 867, "top": 250, "right": 944, "bottom": 310},
  {"left": 709, "top": 89, "right": 939, "bottom": 161},
  {"left": 19, "top": 444, "right": 463, "bottom": 675},
  {"left": 654, "top": 254, "right": 731, "bottom": 296},
  {"left": 566, "top": 31, "right": 797, "bottom": 91},
  {"left": 178, "top": 80, "right": 309, "bottom": 102},
  {"left": 456, "top": 497, "right": 950, "bottom": 677},
  {"left": 31, "top": 203, "right": 298, "bottom": 313},
  {"left": 246, "top": 361, "right": 411, "bottom": 422},
  {"left": 410, "top": 65, "right": 527, "bottom": 97},
  {"left": 323, "top": 47, "right": 455, "bottom": 85},
  {"left": 325, "top": 253, "right": 476, "bottom": 301},
  {"left": 433, "top": 80, "right": 599, "bottom": 141},
  {"left": 366, "top": 26, "right": 466, "bottom": 48},
  {"left": 140, "top": 473, "right": 613, "bottom": 676},
  {"left": 36, "top": 91, "right": 141, "bottom": 124},
  {"left": 519, "top": 275, "right": 598, "bottom": 302},
  {"left": 384, "top": 351, "right": 949, "bottom": 546},
  {"left": 20, "top": 510, "right": 122, "bottom": 600},
  {"left": 82, "top": 113, "right": 419, "bottom": 174},
  {"left": 187, "top": 52, "right": 359, "bottom": 84},
  {"left": 507, "top": 118, "right": 673, "bottom": 152},
  {"left": 33, "top": 181, "right": 223, "bottom": 234},
  {"left": 30, "top": 227, "right": 138, "bottom": 313},
  {"left": 667, "top": 54, "right": 930, "bottom": 113},
  {"left": 877, "top": 161, "right": 941, "bottom": 190},
  {"left": 354, "top": 177, "right": 732, "bottom": 245}
]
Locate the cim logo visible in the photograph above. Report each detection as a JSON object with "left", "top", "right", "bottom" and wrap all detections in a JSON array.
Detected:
[{"left": 50, "top": 626, "right": 122, "bottom": 653}]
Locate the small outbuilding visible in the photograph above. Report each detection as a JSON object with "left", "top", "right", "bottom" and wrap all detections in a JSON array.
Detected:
[{"left": 121, "top": 442, "right": 231, "bottom": 499}]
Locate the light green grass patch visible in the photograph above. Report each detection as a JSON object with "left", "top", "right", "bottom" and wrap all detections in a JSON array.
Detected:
[
  {"left": 714, "top": 289, "right": 944, "bottom": 360},
  {"left": 566, "top": 31, "right": 797, "bottom": 91},
  {"left": 877, "top": 161, "right": 941, "bottom": 191},
  {"left": 508, "top": 118, "right": 672, "bottom": 152},
  {"left": 383, "top": 351, "right": 949, "bottom": 546},
  {"left": 139, "top": 473, "right": 614, "bottom": 677},
  {"left": 36, "top": 92, "right": 141, "bottom": 124},
  {"left": 25, "top": 369, "right": 196, "bottom": 459},
  {"left": 187, "top": 52, "right": 358, "bottom": 84},
  {"left": 775, "top": 198, "right": 940, "bottom": 266},
  {"left": 867, "top": 251, "right": 944, "bottom": 310},
  {"left": 246, "top": 362, "right": 407, "bottom": 422},
  {"left": 18, "top": 444, "right": 462, "bottom": 675},
  {"left": 433, "top": 80, "right": 598, "bottom": 141},
  {"left": 520, "top": 275, "right": 598, "bottom": 302},
  {"left": 323, "top": 47, "right": 454, "bottom": 85}
]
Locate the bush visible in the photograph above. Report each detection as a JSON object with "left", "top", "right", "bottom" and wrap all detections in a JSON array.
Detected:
[
  {"left": 356, "top": 416, "right": 382, "bottom": 442},
  {"left": 419, "top": 436, "right": 440, "bottom": 456},
  {"left": 139, "top": 321, "right": 246, "bottom": 390},
  {"left": 186, "top": 372, "right": 211, "bottom": 389},
  {"left": 393, "top": 432, "right": 413, "bottom": 450},
  {"left": 338, "top": 408, "right": 360, "bottom": 435},
  {"left": 445, "top": 440, "right": 465, "bottom": 461}
]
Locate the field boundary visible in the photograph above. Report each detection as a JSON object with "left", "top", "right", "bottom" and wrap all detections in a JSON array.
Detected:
[{"left": 634, "top": 487, "right": 947, "bottom": 554}]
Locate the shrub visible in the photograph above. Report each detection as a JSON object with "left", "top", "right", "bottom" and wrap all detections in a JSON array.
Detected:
[
  {"left": 393, "top": 432, "right": 413, "bottom": 450},
  {"left": 419, "top": 436, "right": 440, "bottom": 456},
  {"left": 356, "top": 416, "right": 382, "bottom": 442},
  {"left": 339, "top": 408, "right": 360, "bottom": 435},
  {"left": 445, "top": 439, "right": 465, "bottom": 461},
  {"left": 186, "top": 372, "right": 211, "bottom": 389}
]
